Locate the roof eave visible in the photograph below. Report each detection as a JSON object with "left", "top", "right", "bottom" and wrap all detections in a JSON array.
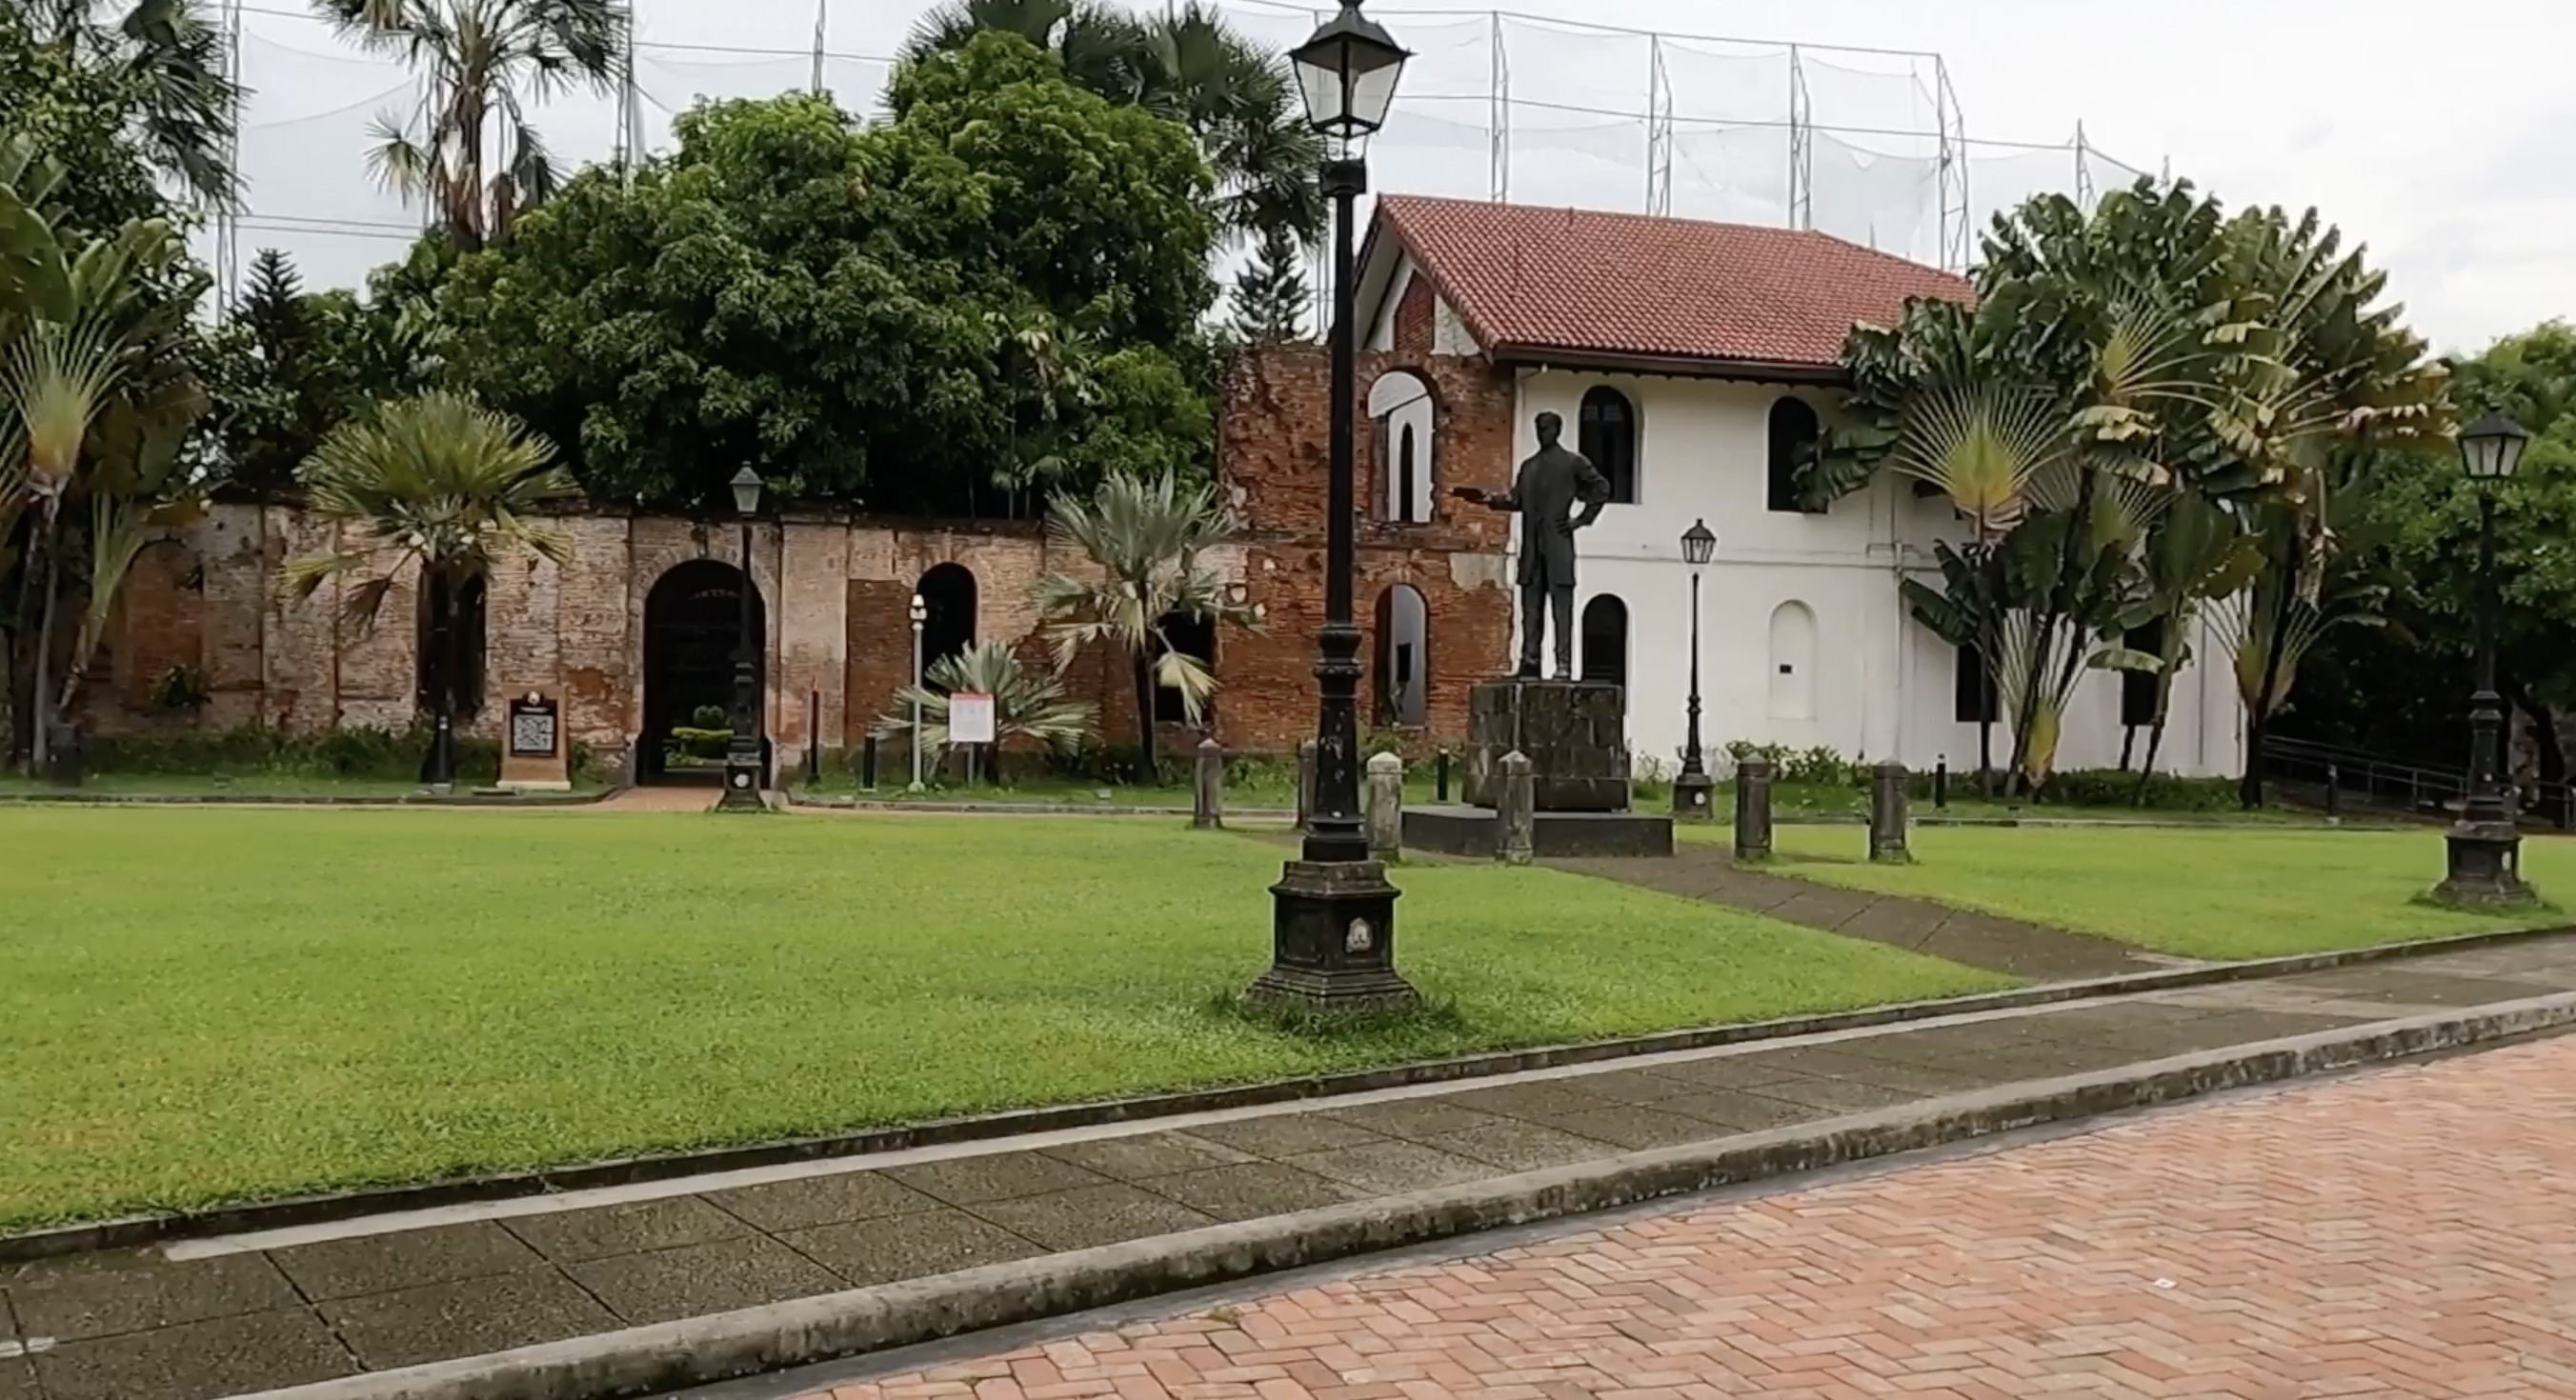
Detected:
[{"left": 1486, "top": 343, "right": 1852, "bottom": 387}]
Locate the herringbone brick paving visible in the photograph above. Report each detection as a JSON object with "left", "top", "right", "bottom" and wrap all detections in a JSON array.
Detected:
[{"left": 805, "top": 1033, "right": 2576, "bottom": 1399}]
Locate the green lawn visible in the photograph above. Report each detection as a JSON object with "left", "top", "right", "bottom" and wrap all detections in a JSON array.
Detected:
[
  {"left": 1743, "top": 823, "right": 2575, "bottom": 960},
  {"left": 0, "top": 772, "right": 605, "bottom": 799},
  {"left": 0, "top": 808, "right": 2005, "bottom": 1231}
]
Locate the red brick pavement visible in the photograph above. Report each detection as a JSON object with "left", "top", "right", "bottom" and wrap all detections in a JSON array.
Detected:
[{"left": 803, "top": 1035, "right": 2576, "bottom": 1399}]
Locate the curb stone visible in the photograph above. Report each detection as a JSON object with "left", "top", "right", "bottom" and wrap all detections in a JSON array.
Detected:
[
  {"left": 9, "top": 917, "right": 2572, "bottom": 1262},
  {"left": 226, "top": 991, "right": 2576, "bottom": 1400}
]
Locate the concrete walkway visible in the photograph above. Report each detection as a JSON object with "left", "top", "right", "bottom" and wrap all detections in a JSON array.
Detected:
[
  {"left": 1552, "top": 844, "right": 2164, "bottom": 980},
  {"left": 10, "top": 934, "right": 2576, "bottom": 1400}
]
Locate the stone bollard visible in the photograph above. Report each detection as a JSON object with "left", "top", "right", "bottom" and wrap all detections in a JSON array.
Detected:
[
  {"left": 1733, "top": 756, "right": 1774, "bottom": 862},
  {"left": 1193, "top": 737, "right": 1224, "bottom": 830},
  {"left": 1366, "top": 750, "right": 1404, "bottom": 862},
  {"left": 1870, "top": 760, "right": 1911, "bottom": 863},
  {"left": 1296, "top": 739, "right": 1318, "bottom": 827},
  {"left": 1497, "top": 750, "right": 1536, "bottom": 866}
]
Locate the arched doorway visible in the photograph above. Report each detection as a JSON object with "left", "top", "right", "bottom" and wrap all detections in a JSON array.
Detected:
[
  {"left": 1768, "top": 600, "right": 1817, "bottom": 720},
  {"left": 916, "top": 563, "right": 977, "bottom": 686},
  {"left": 1580, "top": 593, "right": 1628, "bottom": 693},
  {"left": 1373, "top": 584, "right": 1429, "bottom": 726},
  {"left": 642, "top": 559, "right": 764, "bottom": 784}
]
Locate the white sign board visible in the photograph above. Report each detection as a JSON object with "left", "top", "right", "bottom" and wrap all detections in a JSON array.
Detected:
[{"left": 949, "top": 691, "right": 996, "bottom": 745}]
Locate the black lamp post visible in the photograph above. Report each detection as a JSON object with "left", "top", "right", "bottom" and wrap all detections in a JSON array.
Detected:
[
  {"left": 1249, "top": 0, "right": 1418, "bottom": 1012},
  {"left": 2436, "top": 413, "right": 2532, "bottom": 903},
  {"left": 717, "top": 467, "right": 768, "bottom": 812},
  {"left": 1673, "top": 519, "right": 1718, "bottom": 817}
]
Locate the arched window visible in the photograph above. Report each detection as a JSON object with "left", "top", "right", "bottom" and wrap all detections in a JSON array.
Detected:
[
  {"left": 1373, "top": 584, "right": 1429, "bottom": 726},
  {"left": 1580, "top": 593, "right": 1628, "bottom": 691},
  {"left": 1766, "top": 396, "right": 1821, "bottom": 514},
  {"left": 1154, "top": 611, "right": 1218, "bottom": 725},
  {"left": 916, "top": 563, "right": 977, "bottom": 686},
  {"left": 1579, "top": 387, "right": 1638, "bottom": 505},
  {"left": 1768, "top": 600, "right": 1817, "bottom": 721},
  {"left": 1368, "top": 370, "right": 1435, "bottom": 523}
]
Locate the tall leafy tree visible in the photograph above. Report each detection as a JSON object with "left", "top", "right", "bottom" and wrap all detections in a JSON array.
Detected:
[
  {"left": 312, "top": 0, "right": 625, "bottom": 251},
  {"left": 903, "top": 0, "right": 1320, "bottom": 249},
  {"left": 438, "top": 39, "right": 1218, "bottom": 514},
  {"left": 4, "top": 0, "right": 238, "bottom": 209},
  {"left": 282, "top": 390, "right": 577, "bottom": 785},
  {"left": 1032, "top": 470, "right": 1257, "bottom": 775}
]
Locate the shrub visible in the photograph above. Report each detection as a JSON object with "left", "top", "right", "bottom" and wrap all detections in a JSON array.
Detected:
[
  {"left": 2043, "top": 769, "right": 2239, "bottom": 811},
  {"left": 691, "top": 704, "right": 730, "bottom": 729},
  {"left": 82, "top": 723, "right": 510, "bottom": 783},
  {"left": 146, "top": 665, "right": 212, "bottom": 712},
  {"left": 1781, "top": 745, "right": 1848, "bottom": 786},
  {"left": 666, "top": 727, "right": 732, "bottom": 762}
]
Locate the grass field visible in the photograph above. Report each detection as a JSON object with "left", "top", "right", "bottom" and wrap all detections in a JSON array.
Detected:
[
  {"left": 1746, "top": 824, "right": 2574, "bottom": 960},
  {"left": 0, "top": 808, "right": 2006, "bottom": 1231}
]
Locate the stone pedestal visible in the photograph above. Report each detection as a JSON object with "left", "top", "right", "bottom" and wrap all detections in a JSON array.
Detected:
[
  {"left": 1463, "top": 679, "right": 1627, "bottom": 812},
  {"left": 1247, "top": 860, "right": 1416, "bottom": 1012},
  {"left": 500, "top": 690, "right": 572, "bottom": 791},
  {"left": 2435, "top": 818, "right": 2535, "bottom": 907}
]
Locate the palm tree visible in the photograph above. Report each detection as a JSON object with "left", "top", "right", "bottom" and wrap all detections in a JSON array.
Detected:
[
  {"left": 1031, "top": 471, "right": 1257, "bottom": 777},
  {"left": 1, "top": 130, "right": 198, "bottom": 770},
  {"left": 13, "top": 0, "right": 242, "bottom": 207},
  {"left": 312, "top": 0, "right": 625, "bottom": 251},
  {"left": 873, "top": 639, "right": 1096, "bottom": 783},
  {"left": 283, "top": 390, "right": 579, "bottom": 786},
  {"left": 903, "top": 0, "right": 1321, "bottom": 249}
]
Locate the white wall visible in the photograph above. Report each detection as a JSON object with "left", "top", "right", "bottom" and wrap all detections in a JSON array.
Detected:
[{"left": 1504, "top": 370, "right": 2245, "bottom": 780}]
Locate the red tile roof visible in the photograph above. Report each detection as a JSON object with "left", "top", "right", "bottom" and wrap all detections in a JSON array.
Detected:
[{"left": 1373, "top": 194, "right": 1969, "bottom": 373}]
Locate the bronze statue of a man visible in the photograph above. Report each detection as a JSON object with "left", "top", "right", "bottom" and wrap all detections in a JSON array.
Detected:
[{"left": 1453, "top": 411, "right": 1611, "bottom": 680}]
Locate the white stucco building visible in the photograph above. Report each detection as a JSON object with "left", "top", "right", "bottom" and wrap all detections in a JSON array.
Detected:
[{"left": 1346, "top": 194, "right": 2244, "bottom": 779}]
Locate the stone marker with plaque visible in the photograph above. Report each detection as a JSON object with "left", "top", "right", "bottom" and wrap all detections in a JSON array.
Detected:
[{"left": 500, "top": 690, "right": 572, "bottom": 791}]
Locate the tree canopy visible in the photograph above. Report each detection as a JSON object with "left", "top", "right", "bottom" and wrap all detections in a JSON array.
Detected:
[{"left": 433, "top": 32, "right": 1220, "bottom": 515}]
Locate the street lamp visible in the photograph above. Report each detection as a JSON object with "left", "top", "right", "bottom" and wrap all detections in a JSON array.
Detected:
[
  {"left": 717, "top": 467, "right": 768, "bottom": 811},
  {"left": 2437, "top": 412, "right": 2533, "bottom": 903},
  {"left": 908, "top": 591, "right": 928, "bottom": 792},
  {"left": 1249, "top": 0, "right": 1418, "bottom": 1013},
  {"left": 1673, "top": 519, "right": 1718, "bottom": 818}
]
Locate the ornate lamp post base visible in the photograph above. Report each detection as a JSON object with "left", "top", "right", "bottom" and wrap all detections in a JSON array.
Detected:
[
  {"left": 2434, "top": 818, "right": 2534, "bottom": 907},
  {"left": 715, "top": 754, "right": 767, "bottom": 811},
  {"left": 1672, "top": 769, "right": 1716, "bottom": 819},
  {"left": 1250, "top": 859, "right": 1417, "bottom": 1012}
]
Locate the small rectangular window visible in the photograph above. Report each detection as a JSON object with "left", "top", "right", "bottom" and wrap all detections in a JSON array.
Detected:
[{"left": 1954, "top": 642, "right": 1999, "bottom": 724}]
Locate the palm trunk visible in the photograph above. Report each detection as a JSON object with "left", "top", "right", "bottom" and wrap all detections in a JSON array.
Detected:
[
  {"left": 2010, "top": 473, "right": 2098, "bottom": 795},
  {"left": 421, "top": 568, "right": 457, "bottom": 787},
  {"left": 29, "top": 528, "right": 58, "bottom": 771},
  {"left": 5, "top": 519, "right": 35, "bottom": 770},
  {"left": 2502, "top": 672, "right": 2565, "bottom": 827},
  {"left": 1130, "top": 650, "right": 1158, "bottom": 783},
  {"left": 1976, "top": 712, "right": 1993, "bottom": 798},
  {"left": 2240, "top": 562, "right": 2300, "bottom": 810},
  {"left": 2119, "top": 725, "right": 2138, "bottom": 771}
]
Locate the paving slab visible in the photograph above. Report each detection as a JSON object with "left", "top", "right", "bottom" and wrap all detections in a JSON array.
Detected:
[
  {"left": 1135, "top": 1163, "right": 1367, "bottom": 1223},
  {"left": 503, "top": 1196, "right": 750, "bottom": 1264},
  {"left": 1317, "top": 1098, "right": 1515, "bottom": 1140},
  {"left": 1648, "top": 1088, "right": 1833, "bottom": 1131},
  {"left": 1533, "top": 1103, "right": 1732, "bottom": 1150},
  {"left": 268, "top": 1221, "right": 540, "bottom": 1302},
  {"left": 1283, "top": 1141, "right": 1501, "bottom": 1194},
  {"left": 3, "top": 1250, "right": 296, "bottom": 1341},
  {"left": 775, "top": 1210, "right": 1040, "bottom": 1287},
  {"left": 698, "top": 1172, "right": 943, "bottom": 1234},
  {"left": 963, "top": 1184, "right": 1218, "bottom": 1252},
  {"left": 0, "top": 1356, "right": 33, "bottom": 1400},
  {"left": 1033, "top": 1130, "right": 1257, "bottom": 1181},
  {"left": 565, "top": 1238, "right": 844, "bottom": 1326},
  {"left": 1415, "top": 1120, "right": 1619, "bottom": 1172},
  {"left": 317, "top": 1267, "right": 615, "bottom": 1370},
  {"left": 28, "top": 1307, "right": 354, "bottom": 1400},
  {"left": 880, "top": 1152, "right": 1109, "bottom": 1207}
]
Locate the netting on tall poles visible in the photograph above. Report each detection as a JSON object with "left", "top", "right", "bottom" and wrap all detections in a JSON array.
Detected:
[{"left": 202, "top": 0, "right": 2152, "bottom": 309}]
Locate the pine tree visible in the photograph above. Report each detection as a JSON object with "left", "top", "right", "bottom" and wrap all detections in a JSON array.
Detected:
[{"left": 1227, "top": 226, "right": 1311, "bottom": 344}]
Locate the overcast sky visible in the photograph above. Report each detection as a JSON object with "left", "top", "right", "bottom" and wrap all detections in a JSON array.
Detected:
[{"left": 229, "top": 0, "right": 2570, "bottom": 353}]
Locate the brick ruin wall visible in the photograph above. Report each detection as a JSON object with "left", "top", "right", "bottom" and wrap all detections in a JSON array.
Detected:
[{"left": 85, "top": 346, "right": 1520, "bottom": 766}]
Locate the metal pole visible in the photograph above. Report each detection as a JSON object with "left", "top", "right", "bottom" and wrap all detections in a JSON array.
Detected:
[
  {"left": 2468, "top": 490, "right": 2508, "bottom": 822},
  {"left": 909, "top": 611, "right": 926, "bottom": 791},
  {"left": 1303, "top": 156, "right": 1369, "bottom": 865},
  {"left": 717, "top": 515, "right": 764, "bottom": 810},
  {"left": 1674, "top": 566, "right": 1712, "bottom": 815}
]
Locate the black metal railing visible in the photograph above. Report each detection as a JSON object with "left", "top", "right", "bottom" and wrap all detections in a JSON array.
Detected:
[{"left": 2264, "top": 735, "right": 2574, "bottom": 829}]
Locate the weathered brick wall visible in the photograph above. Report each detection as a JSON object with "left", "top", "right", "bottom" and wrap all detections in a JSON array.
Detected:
[
  {"left": 1218, "top": 345, "right": 1517, "bottom": 750},
  {"left": 1393, "top": 272, "right": 1436, "bottom": 358},
  {"left": 83, "top": 345, "right": 1520, "bottom": 765}
]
